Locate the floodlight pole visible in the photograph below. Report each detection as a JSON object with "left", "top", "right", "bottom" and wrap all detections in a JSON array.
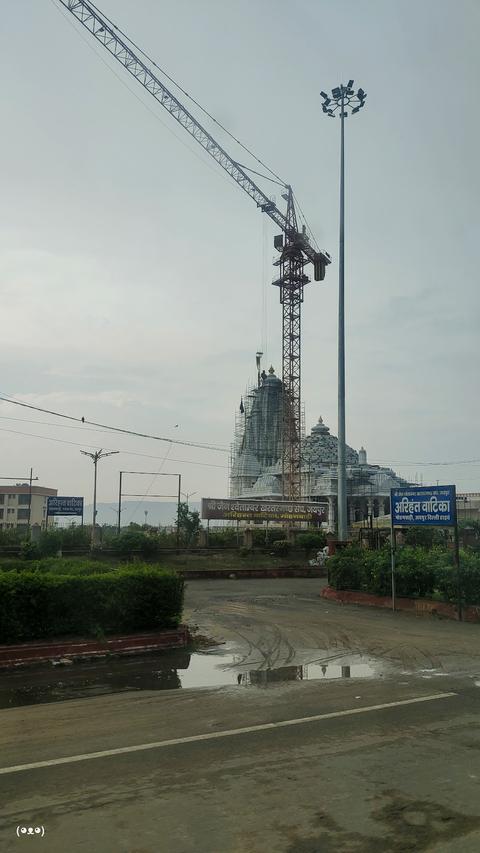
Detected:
[
  {"left": 338, "top": 90, "right": 347, "bottom": 542},
  {"left": 320, "top": 81, "right": 366, "bottom": 542}
]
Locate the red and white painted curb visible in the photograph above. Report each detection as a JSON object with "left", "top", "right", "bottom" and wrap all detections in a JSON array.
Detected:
[
  {"left": 0, "top": 625, "right": 190, "bottom": 669},
  {"left": 321, "top": 586, "right": 480, "bottom": 623}
]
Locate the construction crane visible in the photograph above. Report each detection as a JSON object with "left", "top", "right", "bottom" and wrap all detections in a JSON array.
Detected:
[{"left": 54, "top": 0, "right": 331, "bottom": 499}]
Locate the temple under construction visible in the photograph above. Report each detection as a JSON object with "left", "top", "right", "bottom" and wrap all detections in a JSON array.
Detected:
[{"left": 230, "top": 364, "right": 410, "bottom": 531}]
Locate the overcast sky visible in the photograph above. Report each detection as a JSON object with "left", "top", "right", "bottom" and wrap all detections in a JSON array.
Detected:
[{"left": 1, "top": 0, "right": 478, "bottom": 519}]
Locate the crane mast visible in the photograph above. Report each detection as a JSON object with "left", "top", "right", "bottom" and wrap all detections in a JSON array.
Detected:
[{"left": 55, "top": 0, "right": 331, "bottom": 499}]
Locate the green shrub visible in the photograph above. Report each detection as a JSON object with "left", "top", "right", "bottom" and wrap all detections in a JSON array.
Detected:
[
  {"left": 110, "top": 530, "right": 159, "bottom": 558},
  {"left": 0, "top": 566, "right": 184, "bottom": 643},
  {"left": 295, "top": 532, "right": 327, "bottom": 554},
  {"left": 327, "top": 544, "right": 436, "bottom": 598},
  {"left": 394, "top": 546, "right": 437, "bottom": 598},
  {"left": 19, "top": 539, "right": 41, "bottom": 560},
  {"left": 35, "top": 558, "right": 118, "bottom": 575},
  {"left": 17, "top": 529, "right": 67, "bottom": 561},
  {"left": 0, "top": 528, "right": 24, "bottom": 546},
  {"left": 251, "top": 528, "right": 287, "bottom": 547},
  {"left": 207, "top": 529, "right": 238, "bottom": 547},
  {"left": 328, "top": 543, "right": 480, "bottom": 604},
  {"left": 0, "top": 558, "right": 26, "bottom": 572},
  {"left": 0, "top": 557, "right": 116, "bottom": 574},
  {"left": 435, "top": 548, "right": 480, "bottom": 605},
  {"left": 364, "top": 548, "right": 392, "bottom": 596},
  {"left": 402, "top": 527, "right": 448, "bottom": 547},
  {"left": 271, "top": 539, "right": 291, "bottom": 556},
  {"left": 327, "top": 545, "right": 367, "bottom": 591},
  {"left": 59, "top": 526, "right": 90, "bottom": 550}
]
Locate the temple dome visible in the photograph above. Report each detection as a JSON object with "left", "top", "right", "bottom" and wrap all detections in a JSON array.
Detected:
[
  {"left": 303, "top": 417, "right": 358, "bottom": 466},
  {"left": 251, "top": 473, "right": 282, "bottom": 495},
  {"left": 263, "top": 365, "right": 282, "bottom": 386}
]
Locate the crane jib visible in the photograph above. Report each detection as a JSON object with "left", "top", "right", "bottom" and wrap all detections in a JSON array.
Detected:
[
  {"left": 58, "top": 4, "right": 283, "bottom": 221},
  {"left": 58, "top": 1, "right": 330, "bottom": 275}
]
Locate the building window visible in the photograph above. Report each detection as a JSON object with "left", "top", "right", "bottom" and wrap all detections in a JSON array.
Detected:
[
  {"left": 0, "top": 509, "right": 3, "bottom": 519},
  {"left": 17, "top": 508, "right": 29, "bottom": 520},
  {"left": 18, "top": 494, "right": 30, "bottom": 506},
  {"left": 0, "top": 495, "right": 4, "bottom": 504},
  {"left": 7, "top": 508, "right": 15, "bottom": 515}
]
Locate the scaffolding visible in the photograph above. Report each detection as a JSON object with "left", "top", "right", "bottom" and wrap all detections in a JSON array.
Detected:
[{"left": 230, "top": 368, "right": 305, "bottom": 499}]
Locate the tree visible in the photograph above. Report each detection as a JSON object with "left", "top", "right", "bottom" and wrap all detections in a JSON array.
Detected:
[{"left": 177, "top": 502, "right": 201, "bottom": 546}]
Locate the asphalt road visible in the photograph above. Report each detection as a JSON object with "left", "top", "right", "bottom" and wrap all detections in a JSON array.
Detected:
[{"left": 2, "top": 579, "right": 480, "bottom": 853}]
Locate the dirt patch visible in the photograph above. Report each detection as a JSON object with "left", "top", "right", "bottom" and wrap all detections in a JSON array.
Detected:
[{"left": 285, "top": 792, "right": 480, "bottom": 852}]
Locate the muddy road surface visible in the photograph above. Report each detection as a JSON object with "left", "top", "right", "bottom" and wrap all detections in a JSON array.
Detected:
[
  {"left": 185, "top": 578, "right": 480, "bottom": 681},
  {"left": 2, "top": 578, "right": 480, "bottom": 853}
]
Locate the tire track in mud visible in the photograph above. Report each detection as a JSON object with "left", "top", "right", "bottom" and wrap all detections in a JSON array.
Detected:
[{"left": 186, "top": 583, "right": 480, "bottom": 679}]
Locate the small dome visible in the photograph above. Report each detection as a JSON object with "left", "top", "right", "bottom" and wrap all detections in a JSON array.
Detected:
[
  {"left": 264, "top": 365, "right": 282, "bottom": 386},
  {"left": 311, "top": 416, "right": 330, "bottom": 435},
  {"left": 251, "top": 473, "right": 282, "bottom": 495}
]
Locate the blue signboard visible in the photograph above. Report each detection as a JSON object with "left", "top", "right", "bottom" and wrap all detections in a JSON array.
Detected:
[
  {"left": 390, "top": 485, "right": 456, "bottom": 527},
  {"left": 47, "top": 496, "right": 84, "bottom": 517}
]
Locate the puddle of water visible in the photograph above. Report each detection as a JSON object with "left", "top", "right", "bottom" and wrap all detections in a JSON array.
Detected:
[{"left": 0, "top": 647, "right": 386, "bottom": 708}]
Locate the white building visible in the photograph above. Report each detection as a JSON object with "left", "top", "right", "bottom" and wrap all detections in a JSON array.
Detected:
[{"left": 0, "top": 484, "right": 57, "bottom": 531}]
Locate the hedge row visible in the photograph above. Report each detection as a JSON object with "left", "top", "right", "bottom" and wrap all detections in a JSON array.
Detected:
[
  {"left": 0, "top": 566, "right": 184, "bottom": 643},
  {"left": 327, "top": 545, "right": 480, "bottom": 605},
  {"left": 0, "top": 557, "right": 117, "bottom": 574}
]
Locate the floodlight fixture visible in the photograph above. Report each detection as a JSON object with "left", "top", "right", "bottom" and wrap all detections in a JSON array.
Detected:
[{"left": 320, "top": 81, "right": 367, "bottom": 120}]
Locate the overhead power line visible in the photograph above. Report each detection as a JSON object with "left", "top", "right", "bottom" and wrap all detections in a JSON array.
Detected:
[
  {"left": 0, "top": 425, "right": 228, "bottom": 469},
  {"left": 0, "top": 394, "right": 228, "bottom": 453},
  {"left": 370, "top": 458, "right": 480, "bottom": 467}
]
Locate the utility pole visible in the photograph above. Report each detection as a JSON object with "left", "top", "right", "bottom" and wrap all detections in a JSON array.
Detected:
[
  {"left": 81, "top": 449, "right": 119, "bottom": 548},
  {"left": 320, "top": 82, "right": 366, "bottom": 541},
  {"left": 177, "top": 474, "right": 182, "bottom": 552},
  {"left": 27, "top": 467, "right": 34, "bottom": 533}
]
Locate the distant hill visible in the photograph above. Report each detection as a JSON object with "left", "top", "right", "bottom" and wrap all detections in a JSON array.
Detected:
[{"left": 83, "top": 500, "right": 201, "bottom": 528}]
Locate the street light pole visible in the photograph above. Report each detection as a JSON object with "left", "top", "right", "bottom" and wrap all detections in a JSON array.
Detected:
[
  {"left": 81, "top": 449, "right": 119, "bottom": 548},
  {"left": 181, "top": 491, "right": 198, "bottom": 509},
  {"left": 321, "top": 81, "right": 366, "bottom": 541}
]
